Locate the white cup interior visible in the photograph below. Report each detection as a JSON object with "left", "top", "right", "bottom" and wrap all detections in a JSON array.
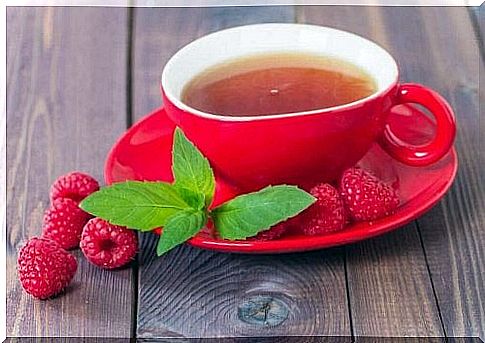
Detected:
[{"left": 162, "top": 23, "right": 399, "bottom": 120}]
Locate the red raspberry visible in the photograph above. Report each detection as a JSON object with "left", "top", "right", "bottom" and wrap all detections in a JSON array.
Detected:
[
  {"left": 299, "top": 183, "right": 346, "bottom": 236},
  {"left": 248, "top": 222, "right": 288, "bottom": 241},
  {"left": 50, "top": 171, "right": 99, "bottom": 203},
  {"left": 80, "top": 218, "right": 137, "bottom": 269},
  {"left": 340, "top": 167, "right": 399, "bottom": 221},
  {"left": 42, "top": 198, "right": 91, "bottom": 249},
  {"left": 17, "top": 237, "right": 77, "bottom": 299}
]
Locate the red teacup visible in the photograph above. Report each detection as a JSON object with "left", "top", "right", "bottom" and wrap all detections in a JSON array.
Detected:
[{"left": 161, "top": 24, "right": 456, "bottom": 192}]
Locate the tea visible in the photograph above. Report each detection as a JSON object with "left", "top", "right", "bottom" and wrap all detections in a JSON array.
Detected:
[{"left": 181, "top": 52, "right": 377, "bottom": 117}]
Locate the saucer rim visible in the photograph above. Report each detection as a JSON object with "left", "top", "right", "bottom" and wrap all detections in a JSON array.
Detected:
[{"left": 105, "top": 106, "right": 458, "bottom": 254}]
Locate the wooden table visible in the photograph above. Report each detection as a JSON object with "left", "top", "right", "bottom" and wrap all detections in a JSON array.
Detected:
[{"left": 6, "top": 6, "right": 484, "bottom": 342}]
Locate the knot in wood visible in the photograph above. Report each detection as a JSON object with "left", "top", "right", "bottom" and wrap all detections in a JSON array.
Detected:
[{"left": 237, "top": 295, "right": 289, "bottom": 327}]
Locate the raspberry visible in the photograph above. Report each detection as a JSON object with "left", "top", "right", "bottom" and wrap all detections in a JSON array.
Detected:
[
  {"left": 340, "top": 167, "right": 399, "bottom": 221},
  {"left": 42, "top": 198, "right": 91, "bottom": 249},
  {"left": 248, "top": 222, "right": 288, "bottom": 241},
  {"left": 50, "top": 171, "right": 99, "bottom": 203},
  {"left": 299, "top": 183, "right": 346, "bottom": 236},
  {"left": 17, "top": 237, "right": 77, "bottom": 299},
  {"left": 80, "top": 218, "right": 137, "bottom": 269}
]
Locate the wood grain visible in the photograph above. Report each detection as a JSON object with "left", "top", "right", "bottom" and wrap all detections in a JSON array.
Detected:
[
  {"left": 6, "top": 339, "right": 129, "bottom": 343},
  {"left": 388, "top": 7, "right": 484, "bottom": 340},
  {"left": 356, "top": 5, "right": 484, "bottom": 339},
  {"left": 481, "top": 5, "right": 484, "bottom": 40},
  {"left": 132, "top": 7, "right": 351, "bottom": 339},
  {"left": 139, "top": 337, "right": 351, "bottom": 343},
  {"left": 6, "top": 7, "right": 133, "bottom": 337},
  {"left": 137, "top": 239, "right": 349, "bottom": 338},
  {"left": 469, "top": 5, "right": 484, "bottom": 45},
  {"left": 298, "top": 6, "right": 445, "bottom": 337},
  {"left": 132, "top": 6, "right": 298, "bottom": 117}
]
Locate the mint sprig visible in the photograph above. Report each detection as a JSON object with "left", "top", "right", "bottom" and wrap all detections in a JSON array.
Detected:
[
  {"left": 157, "top": 210, "right": 207, "bottom": 255},
  {"left": 80, "top": 127, "right": 315, "bottom": 256},
  {"left": 80, "top": 181, "right": 190, "bottom": 231},
  {"left": 172, "top": 129, "right": 215, "bottom": 206},
  {"left": 211, "top": 185, "right": 315, "bottom": 240}
]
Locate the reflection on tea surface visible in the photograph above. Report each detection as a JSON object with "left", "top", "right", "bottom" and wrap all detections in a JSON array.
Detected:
[{"left": 182, "top": 52, "right": 377, "bottom": 117}]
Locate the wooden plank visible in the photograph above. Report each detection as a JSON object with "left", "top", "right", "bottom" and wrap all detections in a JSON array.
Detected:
[
  {"left": 468, "top": 5, "right": 483, "bottom": 45},
  {"left": 389, "top": 7, "right": 484, "bottom": 340},
  {"left": 297, "top": 6, "right": 445, "bottom": 337},
  {"left": 137, "top": 244, "right": 349, "bottom": 339},
  {"left": 300, "top": 5, "right": 485, "bottom": 339},
  {"left": 138, "top": 338, "right": 350, "bottom": 343},
  {"left": 132, "top": 7, "right": 351, "bottom": 339},
  {"left": 8, "top": 338, "right": 483, "bottom": 343},
  {"left": 132, "top": 6, "right": 298, "bottom": 116},
  {"left": 7, "top": 338, "right": 482, "bottom": 343},
  {"left": 11, "top": 340, "right": 132, "bottom": 343},
  {"left": 481, "top": 5, "right": 484, "bottom": 39},
  {"left": 6, "top": 7, "right": 133, "bottom": 337}
]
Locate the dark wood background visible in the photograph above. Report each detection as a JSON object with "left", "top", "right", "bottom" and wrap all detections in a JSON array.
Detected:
[{"left": 6, "top": 5, "right": 484, "bottom": 341}]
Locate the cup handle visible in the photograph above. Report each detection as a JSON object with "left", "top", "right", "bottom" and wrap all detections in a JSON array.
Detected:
[{"left": 378, "top": 83, "right": 456, "bottom": 166}]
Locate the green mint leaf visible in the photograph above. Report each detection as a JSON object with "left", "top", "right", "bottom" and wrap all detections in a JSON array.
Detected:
[
  {"left": 172, "top": 128, "right": 215, "bottom": 207},
  {"left": 174, "top": 186, "right": 206, "bottom": 211},
  {"left": 156, "top": 210, "right": 207, "bottom": 255},
  {"left": 80, "top": 181, "right": 190, "bottom": 231},
  {"left": 211, "top": 185, "right": 315, "bottom": 240}
]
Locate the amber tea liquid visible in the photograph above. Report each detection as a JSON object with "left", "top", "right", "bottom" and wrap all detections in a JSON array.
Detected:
[{"left": 181, "top": 52, "right": 377, "bottom": 117}]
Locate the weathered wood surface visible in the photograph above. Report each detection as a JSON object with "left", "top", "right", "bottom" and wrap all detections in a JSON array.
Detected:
[
  {"left": 132, "top": 7, "right": 351, "bottom": 340},
  {"left": 6, "top": 7, "right": 134, "bottom": 337},
  {"left": 6, "top": 5, "right": 484, "bottom": 341},
  {"left": 386, "top": 6, "right": 484, "bottom": 340},
  {"left": 299, "top": 5, "right": 448, "bottom": 338},
  {"left": 301, "top": 6, "right": 485, "bottom": 340},
  {"left": 131, "top": 6, "right": 299, "bottom": 115},
  {"left": 469, "top": 5, "right": 484, "bottom": 45}
]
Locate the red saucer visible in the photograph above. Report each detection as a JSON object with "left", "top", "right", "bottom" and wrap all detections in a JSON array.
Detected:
[{"left": 105, "top": 106, "right": 457, "bottom": 253}]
